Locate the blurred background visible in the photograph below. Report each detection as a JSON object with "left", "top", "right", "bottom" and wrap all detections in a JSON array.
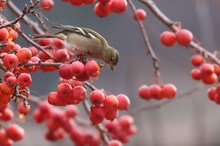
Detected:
[{"left": 3, "top": 0, "right": 220, "bottom": 146}]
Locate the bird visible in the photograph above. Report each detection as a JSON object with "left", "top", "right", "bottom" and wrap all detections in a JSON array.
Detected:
[{"left": 31, "top": 24, "right": 119, "bottom": 70}]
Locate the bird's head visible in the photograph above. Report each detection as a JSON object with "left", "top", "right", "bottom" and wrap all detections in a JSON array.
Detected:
[{"left": 103, "top": 47, "right": 119, "bottom": 71}]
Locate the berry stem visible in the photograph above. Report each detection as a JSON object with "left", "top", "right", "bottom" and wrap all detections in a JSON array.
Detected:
[{"left": 127, "top": 0, "right": 161, "bottom": 83}]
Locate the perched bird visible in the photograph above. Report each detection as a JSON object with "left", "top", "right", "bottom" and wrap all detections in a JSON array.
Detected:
[{"left": 31, "top": 24, "right": 119, "bottom": 70}]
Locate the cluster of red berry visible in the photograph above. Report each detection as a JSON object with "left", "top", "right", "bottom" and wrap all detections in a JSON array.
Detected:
[
  {"left": 89, "top": 90, "right": 130, "bottom": 124},
  {"left": 48, "top": 79, "right": 86, "bottom": 106},
  {"left": 105, "top": 115, "right": 136, "bottom": 144},
  {"left": 191, "top": 55, "right": 220, "bottom": 84},
  {"left": 33, "top": 101, "right": 135, "bottom": 146},
  {"left": 138, "top": 84, "right": 177, "bottom": 100},
  {"left": 0, "top": 107, "right": 24, "bottom": 146},
  {"left": 208, "top": 84, "right": 220, "bottom": 104},
  {"left": 160, "top": 29, "right": 193, "bottom": 47}
]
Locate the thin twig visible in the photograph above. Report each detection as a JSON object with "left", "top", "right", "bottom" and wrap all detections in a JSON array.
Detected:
[
  {"left": 140, "top": 0, "right": 220, "bottom": 66},
  {"left": 127, "top": 0, "right": 161, "bottom": 83},
  {"left": 6, "top": 0, "right": 43, "bottom": 34}
]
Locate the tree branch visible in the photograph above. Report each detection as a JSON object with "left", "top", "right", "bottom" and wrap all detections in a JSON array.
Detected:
[{"left": 140, "top": 0, "right": 220, "bottom": 66}]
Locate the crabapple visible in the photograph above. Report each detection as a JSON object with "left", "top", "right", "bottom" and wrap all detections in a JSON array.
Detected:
[
  {"left": 6, "top": 124, "right": 24, "bottom": 141},
  {"left": 17, "top": 73, "right": 32, "bottom": 88},
  {"left": 117, "top": 94, "right": 130, "bottom": 110},
  {"left": 149, "top": 84, "right": 162, "bottom": 100},
  {"left": 104, "top": 95, "right": 119, "bottom": 110},
  {"left": 16, "top": 47, "right": 32, "bottom": 64},
  {"left": 161, "top": 84, "right": 177, "bottom": 99},
  {"left": 89, "top": 106, "right": 105, "bottom": 124},
  {"left": 200, "top": 63, "right": 214, "bottom": 77},
  {"left": 111, "top": 0, "right": 127, "bottom": 14},
  {"left": 191, "top": 54, "right": 204, "bottom": 67},
  {"left": 58, "top": 64, "right": 74, "bottom": 79},
  {"left": 17, "top": 101, "right": 30, "bottom": 115},
  {"left": 0, "top": 28, "right": 9, "bottom": 42},
  {"left": 160, "top": 31, "right": 176, "bottom": 47},
  {"left": 90, "top": 89, "right": 105, "bottom": 105},
  {"left": 133, "top": 9, "right": 147, "bottom": 21},
  {"left": 94, "top": 2, "right": 111, "bottom": 17},
  {"left": 70, "top": 61, "right": 85, "bottom": 76},
  {"left": 176, "top": 29, "right": 193, "bottom": 46},
  {"left": 138, "top": 85, "right": 151, "bottom": 100},
  {"left": 41, "top": 0, "right": 54, "bottom": 11},
  {"left": 3, "top": 54, "right": 18, "bottom": 70}
]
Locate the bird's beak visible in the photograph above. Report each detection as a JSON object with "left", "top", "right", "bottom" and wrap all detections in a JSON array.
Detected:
[{"left": 110, "top": 64, "right": 114, "bottom": 71}]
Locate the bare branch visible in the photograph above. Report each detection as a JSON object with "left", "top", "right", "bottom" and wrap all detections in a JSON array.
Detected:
[{"left": 127, "top": 0, "right": 161, "bottom": 82}]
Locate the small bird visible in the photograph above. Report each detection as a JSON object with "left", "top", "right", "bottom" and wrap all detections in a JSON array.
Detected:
[{"left": 31, "top": 24, "right": 119, "bottom": 70}]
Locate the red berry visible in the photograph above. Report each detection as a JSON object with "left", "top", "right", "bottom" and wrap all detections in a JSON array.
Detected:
[
  {"left": 133, "top": 9, "right": 146, "bottom": 21},
  {"left": 52, "top": 38, "right": 65, "bottom": 49},
  {"left": 90, "top": 89, "right": 105, "bottom": 105},
  {"left": 200, "top": 63, "right": 214, "bottom": 77},
  {"left": 213, "top": 64, "right": 220, "bottom": 76},
  {"left": 85, "top": 60, "right": 100, "bottom": 77},
  {"left": 58, "top": 64, "right": 74, "bottom": 79},
  {"left": 105, "top": 108, "right": 118, "bottom": 120},
  {"left": 72, "top": 86, "right": 87, "bottom": 101},
  {"left": 16, "top": 47, "right": 32, "bottom": 63},
  {"left": 70, "top": 61, "right": 85, "bottom": 76},
  {"left": 0, "top": 28, "right": 9, "bottom": 42},
  {"left": 191, "top": 68, "right": 202, "bottom": 80},
  {"left": 104, "top": 95, "right": 119, "bottom": 110},
  {"left": 29, "top": 46, "right": 38, "bottom": 56},
  {"left": 3, "top": 54, "right": 19, "bottom": 69},
  {"left": 17, "top": 101, "right": 30, "bottom": 115},
  {"left": 6, "top": 124, "right": 24, "bottom": 141},
  {"left": 191, "top": 54, "right": 204, "bottom": 67},
  {"left": 54, "top": 49, "right": 70, "bottom": 62},
  {"left": 117, "top": 94, "right": 130, "bottom": 110},
  {"left": 149, "top": 84, "right": 162, "bottom": 100},
  {"left": 161, "top": 84, "right": 177, "bottom": 99},
  {"left": 111, "top": 0, "right": 127, "bottom": 14},
  {"left": 89, "top": 106, "right": 105, "bottom": 124},
  {"left": 17, "top": 73, "right": 32, "bottom": 88},
  {"left": 33, "top": 109, "right": 45, "bottom": 123},
  {"left": 65, "top": 105, "right": 78, "bottom": 119},
  {"left": 41, "top": 0, "right": 54, "bottom": 11},
  {"left": 6, "top": 76, "right": 17, "bottom": 87},
  {"left": 0, "top": 108, "right": 14, "bottom": 121},
  {"left": 160, "top": 31, "right": 176, "bottom": 47},
  {"left": 202, "top": 73, "right": 217, "bottom": 84},
  {"left": 208, "top": 87, "right": 216, "bottom": 101},
  {"left": 138, "top": 85, "right": 151, "bottom": 100},
  {"left": 94, "top": 2, "right": 111, "bottom": 17},
  {"left": 176, "top": 29, "right": 193, "bottom": 46},
  {"left": 57, "top": 83, "right": 73, "bottom": 99}
]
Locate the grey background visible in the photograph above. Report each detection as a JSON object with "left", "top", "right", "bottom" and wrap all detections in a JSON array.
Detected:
[{"left": 3, "top": 0, "right": 220, "bottom": 146}]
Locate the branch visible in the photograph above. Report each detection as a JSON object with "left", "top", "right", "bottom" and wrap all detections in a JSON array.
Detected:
[
  {"left": 127, "top": 0, "right": 161, "bottom": 82},
  {"left": 6, "top": 0, "right": 44, "bottom": 34},
  {"left": 140, "top": 0, "right": 220, "bottom": 66},
  {"left": 14, "top": 27, "right": 55, "bottom": 59}
]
